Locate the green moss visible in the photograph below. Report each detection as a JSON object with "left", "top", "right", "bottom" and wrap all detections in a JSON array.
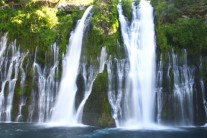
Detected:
[
  {"left": 153, "top": 0, "right": 207, "bottom": 54},
  {"left": 156, "top": 18, "right": 207, "bottom": 53},
  {"left": 83, "top": 0, "right": 124, "bottom": 61},
  {"left": 56, "top": 8, "right": 84, "bottom": 53},
  {"left": 84, "top": 71, "right": 113, "bottom": 127},
  {"left": 121, "top": 0, "right": 132, "bottom": 21},
  {"left": 0, "top": 1, "right": 84, "bottom": 53}
]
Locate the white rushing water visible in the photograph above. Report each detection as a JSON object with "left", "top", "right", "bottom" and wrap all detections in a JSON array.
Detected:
[
  {"left": 0, "top": 37, "right": 27, "bottom": 122},
  {"left": 15, "top": 51, "right": 28, "bottom": 122},
  {"left": 171, "top": 50, "right": 194, "bottom": 125},
  {"left": 117, "top": 0, "right": 156, "bottom": 127},
  {"left": 51, "top": 6, "right": 93, "bottom": 126},
  {"left": 156, "top": 54, "right": 163, "bottom": 124},
  {"left": 156, "top": 50, "right": 195, "bottom": 125},
  {"left": 75, "top": 47, "right": 107, "bottom": 123},
  {"left": 107, "top": 59, "right": 128, "bottom": 127},
  {"left": 30, "top": 44, "right": 60, "bottom": 122},
  {"left": 0, "top": 33, "right": 7, "bottom": 57}
]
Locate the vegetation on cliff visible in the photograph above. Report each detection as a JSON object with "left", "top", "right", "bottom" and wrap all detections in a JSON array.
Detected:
[
  {"left": 83, "top": 0, "right": 122, "bottom": 61},
  {"left": 151, "top": 0, "right": 207, "bottom": 54},
  {"left": 83, "top": 71, "right": 114, "bottom": 127},
  {"left": 0, "top": 0, "right": 87, "bottom": 53}
]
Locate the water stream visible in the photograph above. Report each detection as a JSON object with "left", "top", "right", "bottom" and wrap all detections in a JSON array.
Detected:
[
  {"left": 116, "top": 0, "right": 156, "bottom": 127},
  {"left": 51, "top": 5, "right": 93, "bottom": 126}
]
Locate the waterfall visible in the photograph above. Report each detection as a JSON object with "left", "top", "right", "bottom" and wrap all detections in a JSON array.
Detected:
[
  {"left": 172, "top": 50, "right": 194, "bottom": 125},
  {"left": 117, "top": 0, "right": 156, "bottom": 127},
  {"left": 0, "top": 1, "right": 206, "bottom": 127},
  {"left": 16, "top": 97, "right": 26, "bottom": 122},
  {"left": 51, "top": 5, "right": 93, "bottom": 126},
  {"left": 156, "top": 50, "right": 195, "bottom": 125},
  {"left": 0, "top": 33, "right": 7, "bottom": 57},
  {"left": 0, "top": 37, "right": 27, "bottom": 122},
  {"left": 75, "top": 47, "right": 107, "bottom": 123},
  {"left": 15, "top": 51, "right": 28, "bottom": 122},
  {"left": 107, "top": 59, "right": 128, "bottom": 127},
  {"left": 28, "top": 44, "right": 60, "bottom": 122},
  {"left": 199, "top": 57, "right": 207, "bottom": 121},
  {"left": 156, "top": 54, "right": 163, "bottom": 124}
]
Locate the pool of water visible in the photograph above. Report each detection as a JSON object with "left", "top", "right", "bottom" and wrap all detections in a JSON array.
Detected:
[{"left": 0, "top": 123, "right": 207, "bottom": 138}]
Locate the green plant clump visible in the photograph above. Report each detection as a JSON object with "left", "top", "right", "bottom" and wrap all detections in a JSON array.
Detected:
[
  {"left": 83, "top": 0, "right": 123, "bottom": 61},
  {"left": 152, "top": 0, "right": 207, "bottom": 53},
  {"left": 0, "top": 1, "right": 84, "bottom": 53}
]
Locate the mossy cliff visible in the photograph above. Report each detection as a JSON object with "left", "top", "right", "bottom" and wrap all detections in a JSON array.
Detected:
[{"left": 83, "top": 71, "right": 114, "bottom": 127}]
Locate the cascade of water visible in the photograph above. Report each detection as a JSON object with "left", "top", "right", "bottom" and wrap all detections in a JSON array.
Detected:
[
  {"left": 0, "top": 39, "right": 27, "bottom": 122},
  {"left": 51, "top": 6, "right": 93, "bottom": 126},
  {"left": 117, "top": 0, "right": 156, "bottom": 127},
  {"left": 107, "top": 59, "right": 128, "bottom": 127},
  {"left": 29, "top": 43, "right": 59, "bottom": 122},
  {"left": 75, "top": 63, "right": 95, "bottom": 123},
  {"left": 16, "top": 97, "right": 26, "bottom": 122},
  {"left": 156, "top": 55, "right": 163, "bottom": 124},
  {"left": 0, "top": 33, "right": 7, "bottom": 57},
  {"left": 171, "top": 50, "right": 194, "bottom": 125},
  {"left": 15, "top": 52, "right": 28, "bottom": 122},
  {"left": 156, "top": 50, "right": 195, "bottom": 125},
  {"left": 199, "top": 57, "right": 207, "bottom": 121},
  {"left": 99, "top": 47, "right": 107, "bottom": 73},
  {"left": 75, "top": 47, "right": 107, "bottom": 123}
]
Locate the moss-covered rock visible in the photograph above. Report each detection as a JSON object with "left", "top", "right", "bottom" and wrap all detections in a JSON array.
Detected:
[
  {"left": 83, "top": 0, "right": 124, "bottom": 61},
  {"left": 83, "top": 71, "right": 114, "bottom": 127}
]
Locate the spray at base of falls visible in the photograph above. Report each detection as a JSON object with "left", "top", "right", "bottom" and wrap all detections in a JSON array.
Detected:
[{"left": 50, "top": 5, "right": 93, "bottom": 126}]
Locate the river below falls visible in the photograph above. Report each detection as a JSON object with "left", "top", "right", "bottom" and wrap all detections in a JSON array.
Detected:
[{"left": 0, "top": 123, "right": 207, "bottom": 138}]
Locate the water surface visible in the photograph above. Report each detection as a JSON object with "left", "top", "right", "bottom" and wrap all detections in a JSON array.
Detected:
[{"left": 0, "top": 123, "right": 207, "bottom": 138}]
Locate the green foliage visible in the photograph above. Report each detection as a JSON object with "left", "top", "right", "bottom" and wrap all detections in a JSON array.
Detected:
[
  {"left": 0, "top": 0, "right": 5, "bottom": 6},
  {"left": 66, "top": 0, "right": 94, "bottom": 5},
  {"left": 121, "top": 0, "right": 140, "bottom": 21},
  {"left": 122, "top": 0, "right": 133, "bottom": 20},
  {"left": 165, "top": 18, "right": 207, "bottom": 51},
  {"left": 153, "top": 0, "right": 207, "bottom": 54},
  {"left": 84, "top": 0, "right": 123, "bottom": 61},
  {"left": 56, "top": 8, "right": 84, "bottom": 52},
  {"left": 156, "top": 25, "right": 171, "bottom": 51},
  {"left": 153, "top": 0, "right": 179, "bottom": 24},
  {"left": 0, "top": 1, "right": 84, "bottom": 53},
  {"left": 88, "top": 71, "right": 113, "bottom": 127}
]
